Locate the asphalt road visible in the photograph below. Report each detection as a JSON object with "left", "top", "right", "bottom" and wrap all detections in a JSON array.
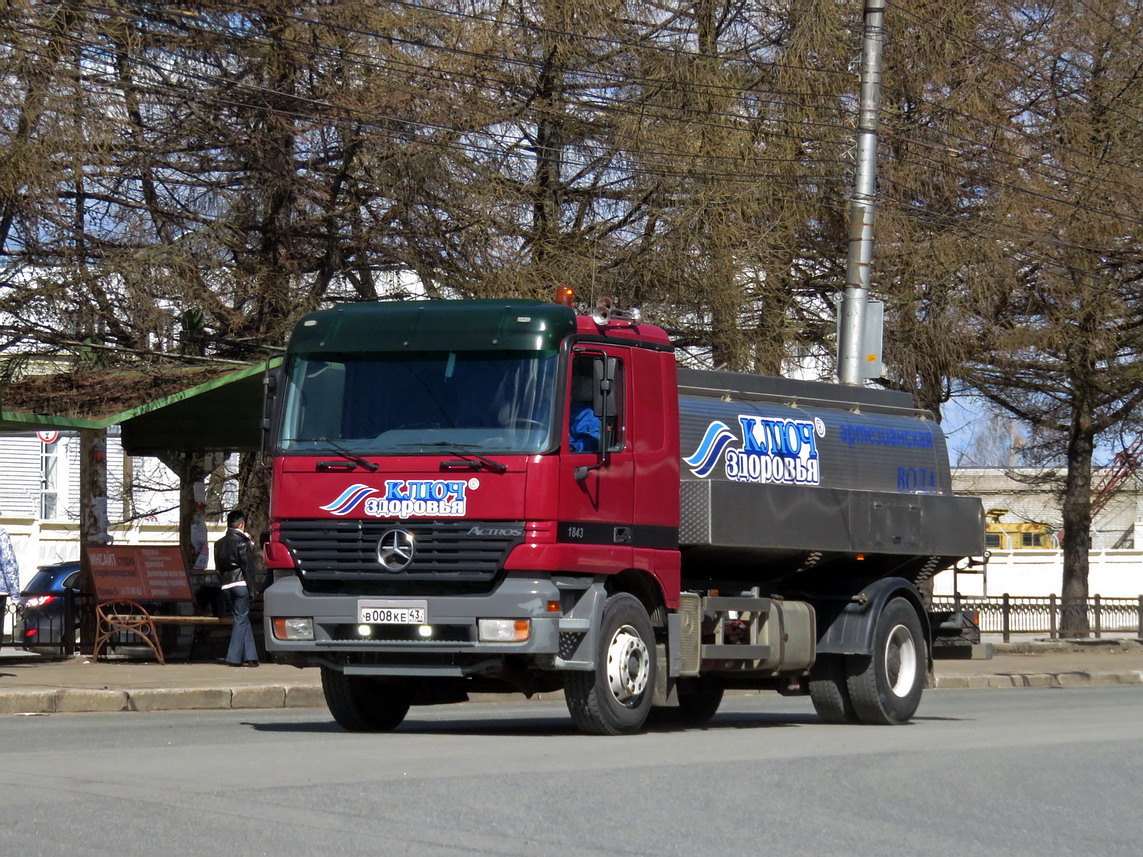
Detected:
[{"left": 3, "top": 687, "right": 1141, "bottom": 857}]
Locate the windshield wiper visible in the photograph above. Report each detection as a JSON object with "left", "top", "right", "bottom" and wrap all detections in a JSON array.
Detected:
[
  {"left": 317, "top": 437, "right": 379, "bottom": 472},
  {"left": 397, "top": 442, "right": 508, "bottom": 474}
]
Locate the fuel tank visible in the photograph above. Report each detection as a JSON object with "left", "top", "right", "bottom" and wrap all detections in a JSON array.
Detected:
[{"left": 675, "top": 368, "right": 983, "bottom": 585}]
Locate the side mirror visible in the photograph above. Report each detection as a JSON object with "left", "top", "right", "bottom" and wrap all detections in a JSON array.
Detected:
[
  {"left": 591, "top": 357, "right": 619, "bottom": 418},
  {"left": 261, "top": 366, "right": 283, "bottom": 453},
  {"left": 577, "top": 356, "right": 618, "bottom": 481}
]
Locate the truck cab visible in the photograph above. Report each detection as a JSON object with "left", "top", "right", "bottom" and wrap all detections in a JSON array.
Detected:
[{"left": 262, "top": 300, "right": 685, "bottom": 732}]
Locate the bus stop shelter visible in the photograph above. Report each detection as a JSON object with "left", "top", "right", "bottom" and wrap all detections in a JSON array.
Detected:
[{"left": 0, "top": 359, "right": 274, "bottom": 579}]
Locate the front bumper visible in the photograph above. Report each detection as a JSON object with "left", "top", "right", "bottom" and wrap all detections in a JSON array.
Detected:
[{"left": 263, "top": 573, "right": 602, "bottom": 676}]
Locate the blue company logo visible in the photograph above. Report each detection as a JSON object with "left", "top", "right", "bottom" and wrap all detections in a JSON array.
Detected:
[
  {"left": 684, "top": 416, "right": 824, "bottom": 486},
  {"left": 320, "top": 479, "right": 476, "bottom": 518},
  {"left": 320, "top": 484, "right": 378, "bottom": 515},
  {"left": 683, "top": 421, "right": 738, "bottom": 477}
]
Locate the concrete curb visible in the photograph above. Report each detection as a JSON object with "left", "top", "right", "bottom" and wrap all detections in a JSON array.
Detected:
[
  {"left": 933, "top": 670, "right": 1143, "bottom": 689},
  {"left": 0, "top": 684, "right": 323, "bottom": 716},
  {"left": 3, "top": 671, "right": 1142, "bottom": 715},
  {"left": 991, "top": 640, "right": 1142, "bottom": 654}
]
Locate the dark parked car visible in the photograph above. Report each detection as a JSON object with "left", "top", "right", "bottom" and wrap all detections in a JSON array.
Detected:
[{"left": 14, "top": 560, "right": 82, "bottom": 654}]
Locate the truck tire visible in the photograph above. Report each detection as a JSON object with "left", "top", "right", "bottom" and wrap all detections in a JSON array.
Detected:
[
  {"left": 809, "top": 655, "right": 858, "bottom": 723},
  {"left": 565, "top": 593, "right": 656, "bottom": 735},
  {"left": 672, "top": 676, "right": 724, "bottom": 726},
  {"left": 845, "top": 597, "right": 925, "bottom": 725},
  {"left": 321, "top": 667, "right": 411, "bottom": 732}
]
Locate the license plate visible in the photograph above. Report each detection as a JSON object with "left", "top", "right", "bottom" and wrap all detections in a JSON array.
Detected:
[{"left": 358, "top": 599, "right": 428, "bottom": 625}]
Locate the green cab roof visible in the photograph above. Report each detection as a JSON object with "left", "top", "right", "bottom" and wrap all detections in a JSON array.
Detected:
[{"left": 287, "top": 300, "right": 578, "bottom": 355}]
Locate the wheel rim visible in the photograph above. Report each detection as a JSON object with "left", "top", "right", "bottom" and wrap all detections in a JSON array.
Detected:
[
  {"left": 605, "top": 624, "right": 650, "bottom": 705},
  {"left": 884, "top": 623, "right": 918, "bottom": 698}
]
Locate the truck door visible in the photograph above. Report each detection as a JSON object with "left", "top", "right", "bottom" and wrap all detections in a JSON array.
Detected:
[{"left": 558, "top": 348, "right": 635, "bottom": 572}]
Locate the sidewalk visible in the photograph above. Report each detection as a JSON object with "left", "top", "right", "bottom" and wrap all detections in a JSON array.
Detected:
[{"left": 1, "top": 640, "right": 1141, "bottom": 716}]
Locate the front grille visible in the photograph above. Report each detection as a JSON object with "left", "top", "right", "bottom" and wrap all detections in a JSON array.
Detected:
[{"left": 280, "top": 519, "right": 525, "bottom": 588}]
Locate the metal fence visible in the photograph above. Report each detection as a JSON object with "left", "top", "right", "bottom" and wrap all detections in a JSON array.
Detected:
[
  {"left": 2, "top": 591, "right": 239, "bottom": 660},
  {"left": 933, "top": 594, "right": 1143, "bottom": 642},
  {"left": 0, "top": 595, "right": 12, "bottom": 648},
  {"left": 0, "top": 589, "right": 81, "bottom": 656},
  {"left": 1, "top": 591, "right": 158, "bottom": 658}
]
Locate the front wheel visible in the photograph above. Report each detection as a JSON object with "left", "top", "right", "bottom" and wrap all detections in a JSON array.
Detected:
[
  {"left": 321, "top": 667, "right": 411, "bottom": 732},
  {"left": 845, "top": 597, "right": 926, "bottom": 725},
  {"left": 565, "top": 593, "right": 657, "bottom": 735}
]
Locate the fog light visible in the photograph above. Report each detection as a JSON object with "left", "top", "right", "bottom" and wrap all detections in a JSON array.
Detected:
[
  {"left": 417, "top": 625, "right": 433, "bottom": 638},
  {"left": 357, "top": 624, "right": 373, "bottom": 637},
  {"left": 272, "top": 617, "right": 314, "bottom": 641},
  {"left": 478, "top": 618, "right": 531, "bottom": 642}
]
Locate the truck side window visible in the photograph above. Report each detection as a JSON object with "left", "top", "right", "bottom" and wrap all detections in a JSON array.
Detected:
[
  {"left": 568, "top": 357, "right": 601, "bottom": 453},
  {"left": 568, "top": 355, "right": 624, "bottom": 453},
  {"left": 604, "top": 360, "right": 625, "bottom": 451}
]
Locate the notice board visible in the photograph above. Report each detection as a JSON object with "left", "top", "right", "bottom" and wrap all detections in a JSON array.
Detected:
[{"left": 86, "top": 546, "right": 192, "bottom": 602}]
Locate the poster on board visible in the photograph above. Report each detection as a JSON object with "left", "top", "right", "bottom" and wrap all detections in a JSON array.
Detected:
[{"left": 86, "top": 546, "right": 191, "bottom": 602}]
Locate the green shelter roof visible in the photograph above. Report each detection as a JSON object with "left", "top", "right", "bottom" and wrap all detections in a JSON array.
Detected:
[{"left": 0, "top": 360, "right": 277, "bottom": 455}]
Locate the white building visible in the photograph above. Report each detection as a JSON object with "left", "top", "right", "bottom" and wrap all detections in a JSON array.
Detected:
[
  {"left": 0, "top": 429, "right": 235, "bottom": 591},
  {"left": 943, "top": 468, "right": 1143, "bottom": 599}
]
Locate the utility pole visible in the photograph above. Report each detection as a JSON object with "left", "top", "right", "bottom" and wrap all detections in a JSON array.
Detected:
[{"left": 838, "top": 0, "right": 886, "bottom": 385}]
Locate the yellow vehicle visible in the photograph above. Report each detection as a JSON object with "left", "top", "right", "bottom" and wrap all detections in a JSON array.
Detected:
[{"left": 983, "top": 510, "right": 1055, "bottom": 550}]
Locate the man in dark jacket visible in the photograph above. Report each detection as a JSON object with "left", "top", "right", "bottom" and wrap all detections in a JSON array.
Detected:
[{"left": 215, "top": 509, "right": 259, "bottom": 666}]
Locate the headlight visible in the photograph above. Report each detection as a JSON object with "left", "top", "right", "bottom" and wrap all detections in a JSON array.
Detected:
[
  {"left": 478, "top": 618, "right": 531, "bottom": 642},
  {"left": 271, "top": 617, "right": 314, "bottom": 641}
]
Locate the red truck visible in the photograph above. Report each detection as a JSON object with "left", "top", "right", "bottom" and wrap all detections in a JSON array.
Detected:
[{"left": 262, "top": 297, "right": 983, "bottom": 734}]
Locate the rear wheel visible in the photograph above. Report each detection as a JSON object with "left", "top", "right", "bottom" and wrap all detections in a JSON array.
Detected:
[
  {"left": 321, "top": 667, "right": 411, "bottom": 732},
  {"left": 845, "top": 598, "right": 926, "bottom": 725},
  {"left": 809, "top": 655, "right": 858, "bottom": 723},
  {"left": 565, "top": 593, "right": 657, "bottom": 735}
]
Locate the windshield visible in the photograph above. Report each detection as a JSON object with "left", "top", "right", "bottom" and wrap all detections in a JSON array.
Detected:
[{"left": 278, "top": 350, "right": 558, "bottom": 455}]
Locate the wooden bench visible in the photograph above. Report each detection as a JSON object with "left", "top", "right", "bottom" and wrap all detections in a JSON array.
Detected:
[{"left": 87, "top": 546, "right": 233, "bottom": 665}]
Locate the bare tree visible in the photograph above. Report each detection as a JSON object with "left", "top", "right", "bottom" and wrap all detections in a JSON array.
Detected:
[{"left": 950, "top": 1, "right": 1143, "bottom": 635}]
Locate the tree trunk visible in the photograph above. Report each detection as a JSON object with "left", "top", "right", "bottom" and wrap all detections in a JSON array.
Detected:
[
  {"left": 1059, "top": 413, "right": 1095, "bottom": 637},
  {"left": 237, "top": 452, "right": 272, "bottom": 553},
  {"left": 78, "top": 428, "right": 110, "bottom": 655}
]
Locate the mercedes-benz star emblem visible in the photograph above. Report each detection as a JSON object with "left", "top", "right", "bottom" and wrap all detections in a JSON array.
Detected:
[{"left": 376, "top": 528, "right": 415, "bottom": 572}]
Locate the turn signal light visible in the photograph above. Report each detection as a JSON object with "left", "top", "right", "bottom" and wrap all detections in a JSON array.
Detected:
[{"left": 554, "top": 287, "right": 574, "bottom": 307}]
